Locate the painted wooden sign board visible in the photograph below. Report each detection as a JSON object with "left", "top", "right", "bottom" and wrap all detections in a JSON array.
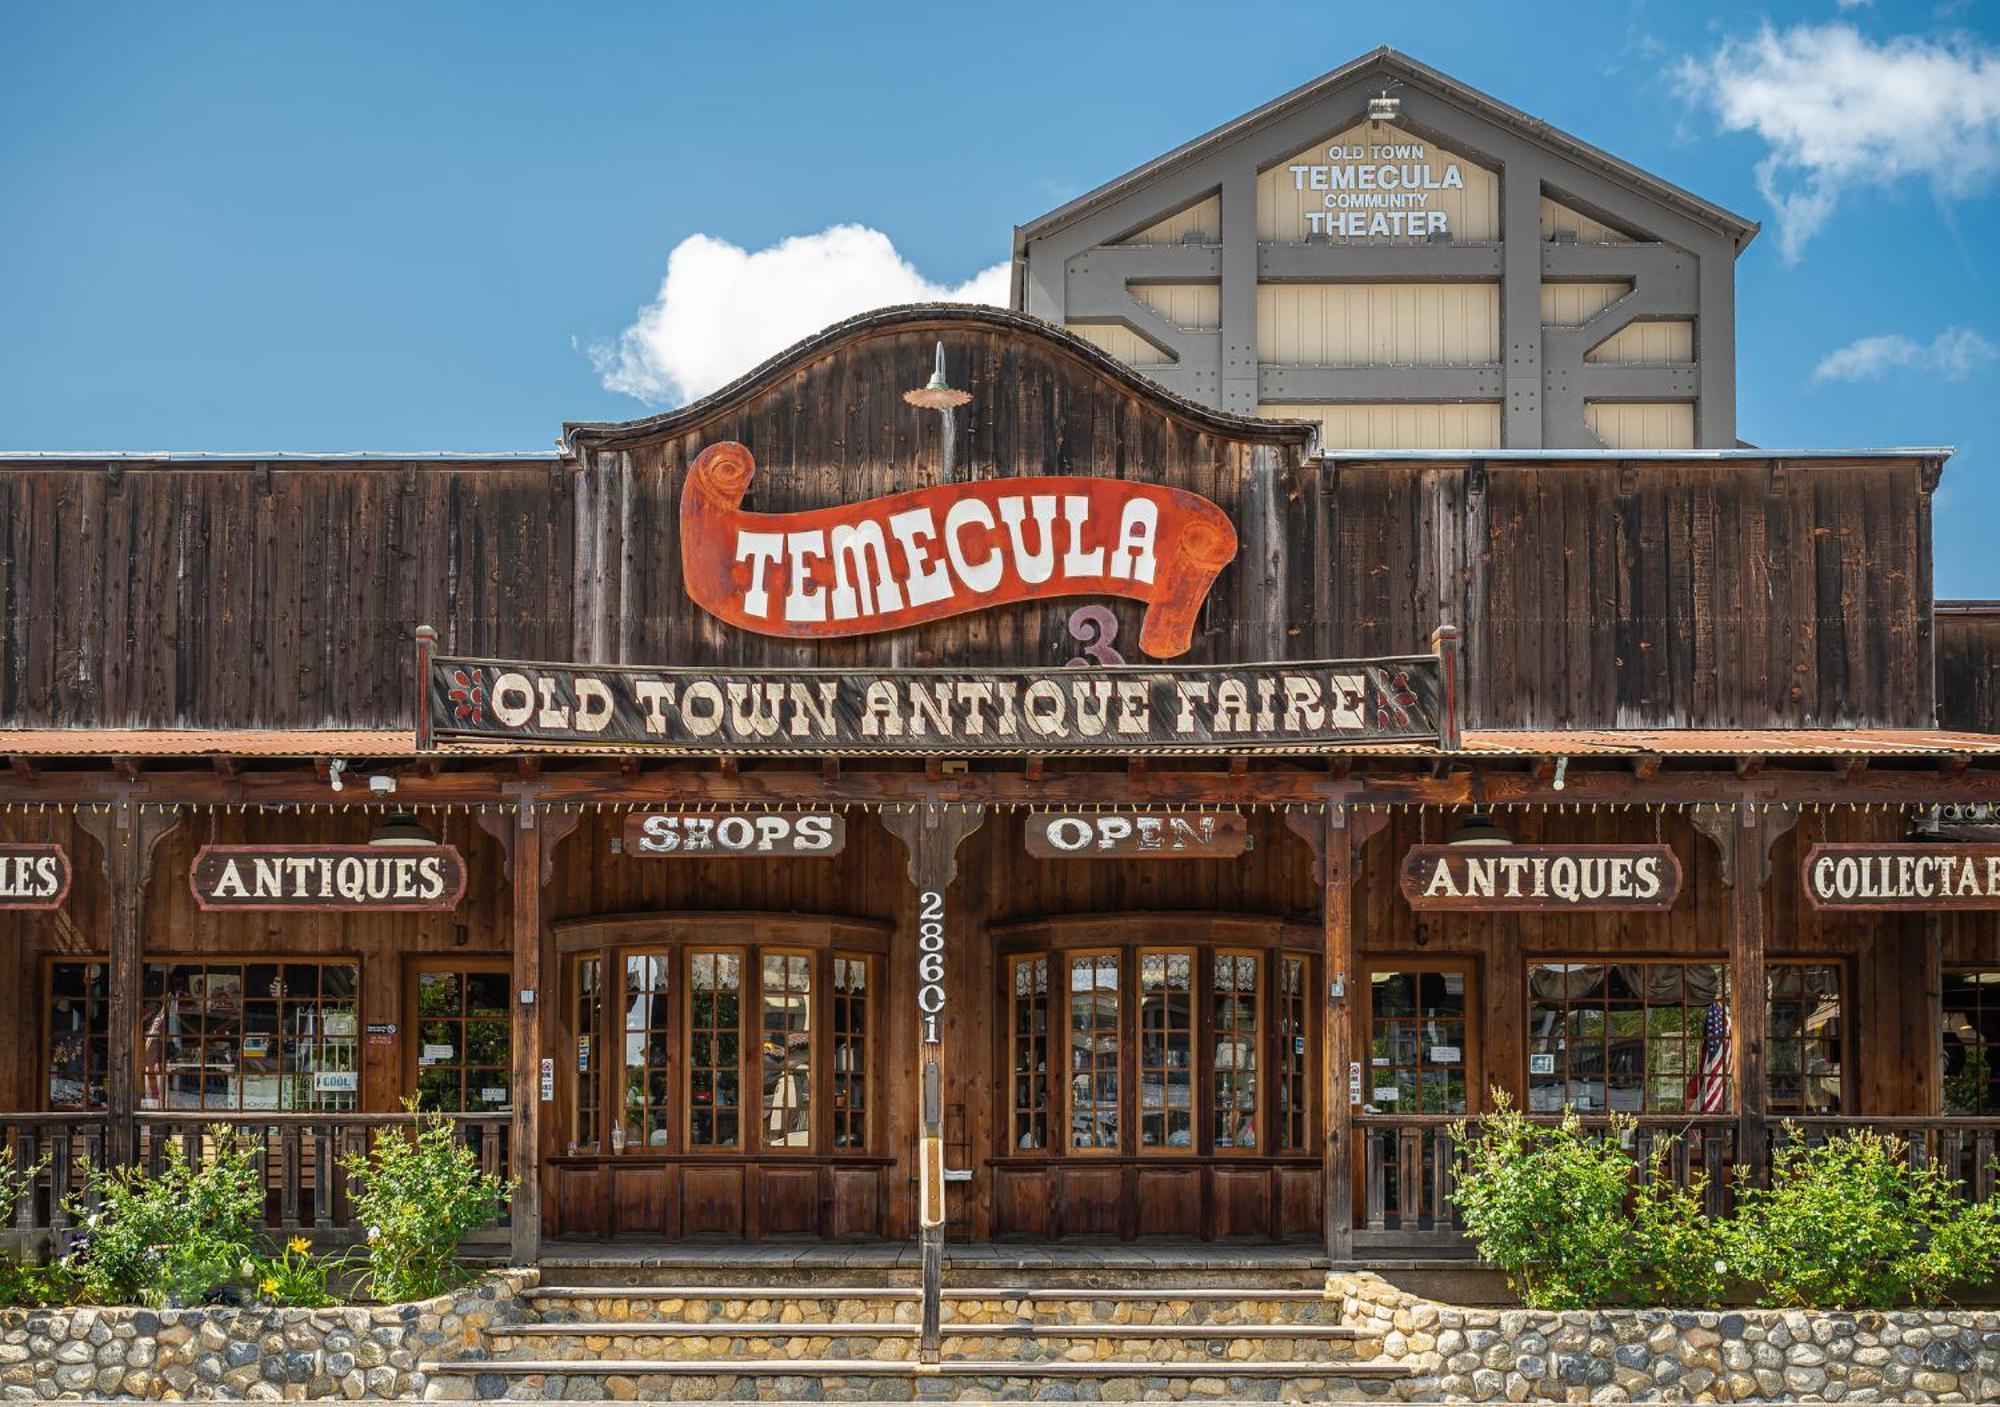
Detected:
[
  {"left": 0, "top": 843, "right": 70, "bottom": 910},
  {"left": 679, "top": 441, "right": 1237, "bottom": 660},
  {"left": 1400, "top": 844, "right": 1682, "bottom": 911},
  {"left": 1802, "top": 843, "right": 2000, "bottom": 911},
  {"left": 1025, "top": 812, "right": 1249, "bottom": 858},
  {"left": 188, "top": 844, "right": 467, "bottom": 911},
  {"left": 623, "top": 812, "right": 846, "bottom": 857},
  {"left": 424, "top": 653, "right": 1445, "bottom": 754}
]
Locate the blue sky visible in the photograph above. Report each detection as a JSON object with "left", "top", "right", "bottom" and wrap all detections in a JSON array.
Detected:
[{"left": 3, "top": 1, "right": 1997, "bottom": 594}]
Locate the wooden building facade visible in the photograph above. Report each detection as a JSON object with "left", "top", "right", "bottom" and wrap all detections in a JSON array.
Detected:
[{"left": 1, "top": 304, "right": 1996, "bottom": 1272}]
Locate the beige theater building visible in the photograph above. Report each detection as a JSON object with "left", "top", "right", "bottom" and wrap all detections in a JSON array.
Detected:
[{"left": 0, "top": 45, "right": 1997, "bottom": 1396}]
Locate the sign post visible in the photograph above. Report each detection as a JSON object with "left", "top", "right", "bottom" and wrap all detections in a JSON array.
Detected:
[{"left": 880, "top": 804, "right": 985, "bottom": 1363}]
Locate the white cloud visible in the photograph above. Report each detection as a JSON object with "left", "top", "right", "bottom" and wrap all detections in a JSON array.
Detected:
[
  {"left": 592, "top": 225, "right": 1009, "bottom": 406},
  {"left": 1812, "top": 326, "right": 1998, "bottom": 381},
  {"left": 1834, "top": 0, "right": 1873, "bottom": 10},
  {"left": 1675, "top": 23, "right": 2000, "bottom": 260}
]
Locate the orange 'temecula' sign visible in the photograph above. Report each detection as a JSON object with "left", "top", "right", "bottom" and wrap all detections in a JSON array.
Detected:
[{"left": 679, "top": 442, "right": 1238, "bottom": 659}]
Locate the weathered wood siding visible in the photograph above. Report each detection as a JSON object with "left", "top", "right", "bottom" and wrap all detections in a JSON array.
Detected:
[
  {"left": 0, "top": 311, "right": 1941, "bottom": 733},
  {"left": 1938, "top": 607, "right": 2000, "bottom": 733}
]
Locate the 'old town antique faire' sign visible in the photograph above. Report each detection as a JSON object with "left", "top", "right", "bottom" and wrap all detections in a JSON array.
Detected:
[
  {"left": 1026, "top": 812, "right": 1250, "bottom": 858},
  {"left": 623, "top": 812, "right": 847, "bottom": 857},
  {"left": 1802, "top": 844, "right": 2000, "bottom": 911},
  {"left": 1400, "top": 844, "right": 1682, "bottom": 911},
  {"left": 189, "top": 845, "right": 468, "bottom": 912},
  {"left": 423, "top": 653, "right": 1446, "bottom": 754},
  {"left": 679, "top": 442, "right": 1237, "bottom": 660},
  {"left": 0, "top": 843, "right": 71, "bottom": 910}
]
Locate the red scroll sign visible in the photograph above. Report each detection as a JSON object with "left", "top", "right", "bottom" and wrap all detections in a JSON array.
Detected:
[{"left": 679, "top": 442, "right": 1238, "bottom": 660}]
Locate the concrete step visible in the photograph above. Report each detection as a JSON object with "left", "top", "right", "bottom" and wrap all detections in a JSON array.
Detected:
[
  {"left": 484, "top": 1320, "right": 1367, "bottom": 1364},
  {"left": 420, "top": 1356, "right": 1413, "bottom": 1402},
  {"left": 526, "top": 1285, "right": 1343, "bottom": 1327}
]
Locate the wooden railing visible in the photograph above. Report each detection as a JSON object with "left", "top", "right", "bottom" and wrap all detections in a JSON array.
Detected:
[{"left": 0, "top": 1111, "right": 511, "bottom": 1259}]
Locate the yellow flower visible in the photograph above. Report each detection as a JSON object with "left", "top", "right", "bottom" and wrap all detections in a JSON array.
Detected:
[
  {"left": 288, "top": 1236, "right": 311, "bottom": 1256},
  {"left": 260, "top": 1277, "right": 280, "bottom": 1296}
]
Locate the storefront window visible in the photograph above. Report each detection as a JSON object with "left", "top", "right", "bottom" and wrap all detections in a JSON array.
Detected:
[
  {"left": 760, "top": 952, "right": 812, "bottom": 1149},
  {"left": 686, "top": 950, "right": 741, "bottom": 1149},
  {"left": 1527, "top": 962, "right": 1728, "bottom": 1114},
  {"left": 572, "top": 957, "right": 602, "bottom": 1152},
  {"left": 1008, "top": 956, "right": 1050, "bottom": 1151},
  {"left": 1277, "top": 956, "right": 1310, "bottom": 1152},
  {"left": 1068, "top": 953, "right": 1121, "bottom": 1152},
  {"left": 1139, "top": 951, "right": 1194, "bottom": 1150},
  {"left": 1369, "top": 968, "right": 1469, "bottom": 1116},
  {"left": 48, "top": 961, "right": 111, "bottom": 1111},
  {"left": 413, "top": 966, "right": 511, "bottom": 1114},
  {"left": 138, "top": 961, "right": 359, "bottom": 1112},
  {"left": 1768, "top": 963, "right": 1842, "bottom": 1114},
  {"left": 1213, "top": 953, "right": 1259, "bottom": 1150},
  {"left": 620, "top": 953, "right": 672, "bottom": 1150},
  {"left": 1942, "top": 970, "right": 2000, "bottom": 1115},
  {"left": 830, "top": 957, "right": 869, "bottom": 1150}
]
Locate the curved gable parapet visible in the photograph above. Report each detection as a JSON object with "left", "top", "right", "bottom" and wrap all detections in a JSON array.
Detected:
[{"left": 560, "top": 304, "right": 1315, "bottom": 457}]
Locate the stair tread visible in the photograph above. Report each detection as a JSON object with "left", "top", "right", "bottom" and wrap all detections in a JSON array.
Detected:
[
  {"left": 424, "top": 1358, "right": 1412, "bottom": 1378},
  {"left": 502, "top": 1321, "right": 1358, "bottom": 1338},
  {"left": 530, "top": 1286, "right": 1330, "bottom": 1301}
]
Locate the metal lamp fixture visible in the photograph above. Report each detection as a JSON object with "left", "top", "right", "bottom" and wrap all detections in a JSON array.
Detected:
[
  {"left": 1368, "top": 91, "right": 1401, "bottom": 124},
  {"left": 1446, "top": 811, "right": 1512, "bottom": 847},
  {"left": 902, "top": 342, "right": 971, "bottom": 411},
  {"left": 367, "top": 812, "right": 435, "bottom": 847}
]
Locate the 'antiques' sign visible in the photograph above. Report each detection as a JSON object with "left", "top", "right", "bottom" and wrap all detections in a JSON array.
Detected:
[
  {"left": 1026, "top": 812, "right": 1249, "bottom": 858},
  {"left": 679, "top": 442, "right": 1236, "bottom": 660},
  {"left": 1802, "top": 844, "right": 2000, "bottom": 911},
  {"left": 624, "top": 812, "right": 846, "bottom": 857},
  {"left": 0, "top": 843, "right": 70, "bottom": 909},
  {"left": 189, "top": 845, "right": 467, "bottom": 912},
  {"left": 423, "top": 653, "right": 1447, "bottom": 754},
  {"left": 1400, "top": 845, "right": 1682, "bottom": 911}
]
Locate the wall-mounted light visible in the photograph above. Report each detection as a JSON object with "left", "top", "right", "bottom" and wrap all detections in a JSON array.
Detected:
[
  {"left": 368, "top": 812, "right": 434, "bottom": 847},
  {"left": 1447, "top": 812, "right": 1511, "bottom": 847},
  {"left": 1368, "top": 91, "right": 1401, "bottom": 124}
]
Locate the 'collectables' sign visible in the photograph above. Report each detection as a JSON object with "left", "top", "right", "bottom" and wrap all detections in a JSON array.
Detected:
[
  {"left": 1026, "top": 812, "right": 1249, "bottom": 858},
  {"left": 1802, "top": 844, "right": 2000, "bottom": 911},
  {"left": 422, "top": 653, "right": 1447, "bottom": 754},
  {"left": 624, "top": 812, "right": 846, "bottom": 857},
  {"left": 1400, "top": 845, "right": 1682, "bottom": 911},
  {"left": 0, "top": 843, "right": 71, "bottom": 909},
  {"left": 679, "top": 442, "right": 1236, "bottom": 660},
  {"left": 189, "top": 845, "right": 467, "bottom": 911}
]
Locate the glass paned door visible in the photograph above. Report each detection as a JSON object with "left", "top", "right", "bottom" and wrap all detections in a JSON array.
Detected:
[{"left": 1361, "top": 962, "right": 1477, "bottom": 1229}]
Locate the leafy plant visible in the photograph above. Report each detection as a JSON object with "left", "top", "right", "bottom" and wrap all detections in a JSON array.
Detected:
[
  {"left": 1727, "top": 1125, "right": 2000, "bottom": 1308},
  {"left": 247, "top": 1235, "right": 332, "bottom": 1308},
  {"left": 67, "top": 1128, "right": 263, "bottom": 1307},
  {"left": 341, "top": 1101, "right": 512, "bottom": 1303},
  {"left": 1628, "top": 1140, "right": 1729, "bottom": 1307},
  {"left": 0, "top": 1144, "right": 48, "bottom": 1229},
  {"left": 0, "top": 1259, "right": 82, "bottom": 1308},
  {"left": 1449, "top": 1093, "right": 1639, "bottom": 1309}
]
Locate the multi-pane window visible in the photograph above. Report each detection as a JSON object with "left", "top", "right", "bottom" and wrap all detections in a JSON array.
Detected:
[
  {"left": 620, "top": 954, "right": 672, "bottom": 1151},
  {"left": 1139, "top": 952, "right": 1194, "bottom": 1150},
  {"left": 1369, "top": 969, "right": 1469, "bottom": 1116},
  {"left": 1527, "top": 962, "right": 1728, "bottom": 1114},
  {"left": 1213, "top": 953, "right": 1259, "bottom": 1150},
  {"left": 1277, "top": 957, "right": 1310, "bottom": 1153},
  {"left": 1008, "top": 956, "right": 1050, "bottom": 1151},
  {"left": 830, "top": 957, "right": 869, "bottom": 1150},
  {"left": 1768, "top": 963, "right": 1843, "bottom": 1114},
  {"left": 48, "top": 962, "right": 111, "bottom": 1110},
  {"left": 686, "top": 951, "right": 741, "bottom": 1149},
  {"left": 139, "top": 961, "right": 359, "bottom": 1112},
  {"left": 1068, "top": 953, "right": 1121, "bottom": 1152},
  {"left": 760, "top": 952, "right": 813, "bottom": 1149},
  {"left": 1944, "top": 970, "right": 2000, "bottom": 1116},
  {"left": 572, "top": 957, "right": 602, "bottom": 1153},
  {"left": 413, "top": 967, "right": 511, "bottom": 1114}
]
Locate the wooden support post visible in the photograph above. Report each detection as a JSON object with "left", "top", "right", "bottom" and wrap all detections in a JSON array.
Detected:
[
  {"left": 880, "top": 804, "right": 985, "bottom": 1364},
  {"left": 1287, "top": 803, "right": 1385, "bottom": 1264},
  {"left": 481, "top": 804, "right": 580, "bottom": 1267},
  {"left": 75, "top": 801, "right": 181, "bottom": 1169}
]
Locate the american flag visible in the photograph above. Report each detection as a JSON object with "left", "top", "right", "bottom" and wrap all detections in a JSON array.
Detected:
[{"left": 1688, "top": 999, "right": 1730, "bottom": 1113}]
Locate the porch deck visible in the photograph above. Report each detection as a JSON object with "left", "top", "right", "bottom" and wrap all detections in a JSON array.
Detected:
[{"left": 538, "top": 1236, "right": 1336, "bottom": 1273}]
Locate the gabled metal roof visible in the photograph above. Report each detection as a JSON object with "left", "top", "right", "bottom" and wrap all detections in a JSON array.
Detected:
[{"left": 1012, "top": 46, "right": 1760, "bottom": 260}]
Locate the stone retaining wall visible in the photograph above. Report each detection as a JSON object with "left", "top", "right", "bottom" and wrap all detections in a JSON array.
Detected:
[
  {"left": 1337, "top": 1271, "right": 2000, "bottom": 1403},
  {"left": 0, "top": 1270, "right": 534, "bottom": 1400}
]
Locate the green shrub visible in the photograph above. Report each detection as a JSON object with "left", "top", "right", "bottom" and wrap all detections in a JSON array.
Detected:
[
  {"left": 1727, "top": 1125, "right": 2000, "bottom": 1309},
  {"left": 341, "top": 1103, "right": 512, "bottom": 1303},
  {"left": 0, "top": 1260, "right": 82, "bottom": 1308},
  {"left": 68, "top": 1129, "right": 264, "bottom": 1307},
  {"left": 247, "top": 1235, "right": 333, "bottom": 1308},
  {"left": 1449, "top": 1094, "right": 1639, "bottom": 1309},
  {"left": 1628, "top": 1142, "right": 1729, "bottom": 1308}
]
